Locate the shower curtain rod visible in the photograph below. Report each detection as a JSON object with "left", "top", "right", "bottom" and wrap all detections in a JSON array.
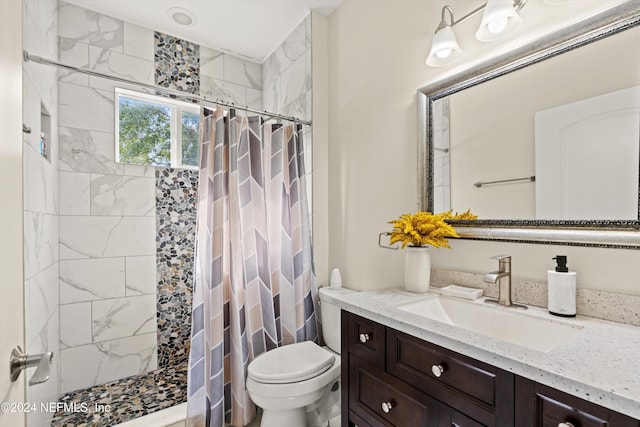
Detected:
[{"left": 23, "top": 51, "right": 312, "bottom": 126}]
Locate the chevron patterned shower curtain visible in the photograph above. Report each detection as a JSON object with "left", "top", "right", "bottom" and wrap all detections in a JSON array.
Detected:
[{"left": 186, "top": 107, "right": 318, "bottom": 427}]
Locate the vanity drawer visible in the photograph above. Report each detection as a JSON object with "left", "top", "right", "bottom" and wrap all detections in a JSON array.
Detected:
[
  {"left": 346, "top": 312, "right": 386, "bottom": 367},
  {"left": 349, "top": 355, "right": 438, "bottom": 426},
  {"left": 450, "top": 408, "right": 488, "bottom": 427},
  {"left": 537, "top": 394, "right": 607, "bottom": 427},
  {"left": 386, "top": 329, "right": 513, "bottom": 424},
  {"left": 516, "top": 378, "right": 640, "bottom": 427}
]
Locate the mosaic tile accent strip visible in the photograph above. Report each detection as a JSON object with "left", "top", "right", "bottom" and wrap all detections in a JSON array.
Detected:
[
  {"left": 154, "top": 32, "right": 200, "bottom": 95},
  {"left": 156, "top": 168, "right": 199, "bottom": 367},
  {"left": 51, "top": 362, "right": 188, "bottom": 427}
]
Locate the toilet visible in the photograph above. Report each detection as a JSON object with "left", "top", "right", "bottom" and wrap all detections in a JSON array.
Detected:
[{"left": 246, "top": 286, "right": 351, "bottom": 427}]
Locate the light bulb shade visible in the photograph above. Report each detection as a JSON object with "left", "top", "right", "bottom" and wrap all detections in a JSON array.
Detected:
[
  {"left": 475, "top": 0, "right": 523, "bottom": 41},
  {"left": 426, "top": 25, "right": 462, "bottom": 67}
]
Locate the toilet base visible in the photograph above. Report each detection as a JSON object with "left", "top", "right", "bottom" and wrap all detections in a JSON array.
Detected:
[{"left": 260, "top": 407, "right": 306, "bottom": 427}]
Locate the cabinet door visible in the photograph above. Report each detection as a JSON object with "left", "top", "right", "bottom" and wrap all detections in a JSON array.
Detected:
[
  {"left": 346, "top": 311, "right": 386, "bottom": 367},
  {"left": 515, "top": 377, "right": 640, "bottom": 427},
  {"left": 349, "top": 355, "right": 439, "bottom": 426}
]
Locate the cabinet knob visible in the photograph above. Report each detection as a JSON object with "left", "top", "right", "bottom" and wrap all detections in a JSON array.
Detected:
[
  {"left": 431, "top": 364, "right": 446, "bottom": 378},
  {"left": 558, "top": 423, "right": 575, "bottom": 427},
  {"left": 381, "top": 400, "right": 394, "bottom": 413},
  {"left": 359, "top": 333, "right": 370, "bottom": 343}
]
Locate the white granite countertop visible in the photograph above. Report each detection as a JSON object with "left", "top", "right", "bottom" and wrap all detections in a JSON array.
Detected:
[{"left": 323, "top": 287, "right": 640, "bottom": 419}]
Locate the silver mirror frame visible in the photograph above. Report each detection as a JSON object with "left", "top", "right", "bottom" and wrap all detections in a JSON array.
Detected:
[{"left": 418, "top": 1, "right": 640, "bottom": 249}]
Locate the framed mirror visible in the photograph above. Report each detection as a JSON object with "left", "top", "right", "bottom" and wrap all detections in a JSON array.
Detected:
[{"left": 418, "top": 2, "right": 640, "bottom": 249}]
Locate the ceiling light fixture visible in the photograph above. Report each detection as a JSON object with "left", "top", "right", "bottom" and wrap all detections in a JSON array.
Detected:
[
  {"left": 168, "top": 7, "right": 196, "bottom": 26},
  {"left": 426, "top": 0, "right": 527, "bottom": 67}
]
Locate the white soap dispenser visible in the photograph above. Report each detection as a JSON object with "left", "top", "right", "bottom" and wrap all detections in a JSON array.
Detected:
[
  {"left": 329, "top": 268, "right": 342, "bottom": 289},
  {"left": 547, "top": 255, "right": 576, "bottom": 317}
]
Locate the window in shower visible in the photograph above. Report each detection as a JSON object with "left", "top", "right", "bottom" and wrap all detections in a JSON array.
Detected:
[{"left": 115, "top": 88, "right": 200, "bottom": 169}]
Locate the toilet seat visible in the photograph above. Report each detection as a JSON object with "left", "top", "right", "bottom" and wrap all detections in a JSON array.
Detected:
[{"left": 248, "top": 341, "right": 335, "bottom": 384}]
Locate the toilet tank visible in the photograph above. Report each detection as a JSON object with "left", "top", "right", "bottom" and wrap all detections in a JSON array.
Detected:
[{"left": 319, "top": 287, "right": 354, "bottom": 354}]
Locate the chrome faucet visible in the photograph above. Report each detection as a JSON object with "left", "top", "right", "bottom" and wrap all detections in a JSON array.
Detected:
[{"left": 483, "top": 255, "right": 526, "bottom": 309}]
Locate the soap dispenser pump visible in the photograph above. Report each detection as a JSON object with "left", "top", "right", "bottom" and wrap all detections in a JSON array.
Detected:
[{"left": 547, "top": 255, "right": 576, "bottom": 317}]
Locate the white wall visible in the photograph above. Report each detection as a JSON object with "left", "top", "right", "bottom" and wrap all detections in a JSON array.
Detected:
[
  {"left": 325, "top": 0, "right": 640, "bottom": 296},
  {"left": 311, "top": 12, "right": 330, "bottom": 285},
  {"left": 0, "top": 0, "right": 26, "bottom": 426}
]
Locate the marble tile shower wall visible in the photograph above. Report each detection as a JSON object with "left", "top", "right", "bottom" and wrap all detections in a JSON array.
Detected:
[
  {"left": 200, "top": 43, "right": 263, "bottom": 110},
  {"left": 263, "top": 15, "right": 311, "bottom": 122},
  {"left": 57, "top": 0, "right": 158, "bottom": 390},
  {"left": 23, "top": 0, "right": 60, "bottom": 426},
  {"left": 433, "top": 98, "right": 451, "bottom": 212},
  {"left": 56, "top": 0, "right": 264, "bottom": 394},
  {"left": 262, "top": 15, "right": 314, "bottom": 210}
]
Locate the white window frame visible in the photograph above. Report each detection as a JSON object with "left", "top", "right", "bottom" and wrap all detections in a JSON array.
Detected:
[{"left": 115, "top": 87, "right": 200, "bottom": 170}]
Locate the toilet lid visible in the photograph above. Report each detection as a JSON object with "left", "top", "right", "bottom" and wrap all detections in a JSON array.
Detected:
[{"left": 248, "top": 341, "right": 335, "bottom": 384}]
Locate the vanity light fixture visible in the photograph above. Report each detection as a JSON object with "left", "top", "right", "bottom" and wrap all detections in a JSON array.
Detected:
[
  {"left": 426, "top": 6, "right": 462, "bottom": 67},
  {"left": 426, "top": 0, "right": 527, "bottom": 67},
  {"left": 476, "top": 0, "right": 524, "bottom": 41}
]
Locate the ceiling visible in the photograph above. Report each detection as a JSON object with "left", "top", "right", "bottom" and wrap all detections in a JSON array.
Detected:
[{"left": 62, "top": 0, "right": 344, "bottom": 63}]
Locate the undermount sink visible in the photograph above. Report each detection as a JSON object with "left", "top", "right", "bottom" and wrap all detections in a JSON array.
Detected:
[{"left": 397, "top": 295, "right": 584, "bottom": 352}]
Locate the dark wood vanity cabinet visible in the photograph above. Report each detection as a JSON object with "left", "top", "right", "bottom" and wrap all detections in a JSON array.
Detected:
[{"left": 341, "top": 311, "right": 639, "bottom": 427}]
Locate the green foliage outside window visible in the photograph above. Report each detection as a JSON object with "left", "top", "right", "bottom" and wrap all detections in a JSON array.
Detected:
[
  {"left": 118, "top": 98, "right": 172, "bottom": 167},
  {"left": 181, "top": 111, "right": 200, "bottom": 167}
]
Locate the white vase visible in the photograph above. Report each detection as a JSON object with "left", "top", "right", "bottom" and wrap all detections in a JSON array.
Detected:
[{"left": 404, "top": 246, "right": 431, "bottom": 293}]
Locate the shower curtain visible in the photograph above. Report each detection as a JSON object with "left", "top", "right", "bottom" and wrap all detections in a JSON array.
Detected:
[{"left": 186, "top": 107, "right": 318, "bottom": 427}]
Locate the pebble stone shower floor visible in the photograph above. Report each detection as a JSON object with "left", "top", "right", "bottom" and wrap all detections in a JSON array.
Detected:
[{"left": 50, "top": 363, "right": 187, "bottom": 427}]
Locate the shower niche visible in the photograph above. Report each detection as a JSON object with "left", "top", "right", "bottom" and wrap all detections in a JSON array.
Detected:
[{"left": 39, "top": 103, "right": 50, "bottom": 160}]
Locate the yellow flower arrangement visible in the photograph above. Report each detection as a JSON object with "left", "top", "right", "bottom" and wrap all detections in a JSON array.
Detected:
[{"left": 388, "top": 210, "right": 477, "bottom": 249}]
